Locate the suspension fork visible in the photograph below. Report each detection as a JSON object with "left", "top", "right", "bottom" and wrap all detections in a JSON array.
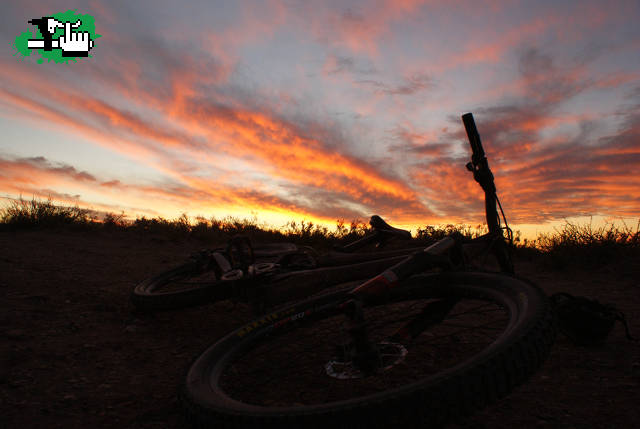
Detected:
[
  {"left": 339, "top": 299, "right": 381, "bottom": 374},
  {"left": 483, "top": 192, "right": 514, "bottom": 274},
  {"left": 338, "top": 237, "right": 460, "bottom": 372}
]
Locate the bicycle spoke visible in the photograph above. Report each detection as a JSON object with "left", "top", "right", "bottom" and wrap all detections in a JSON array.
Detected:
[
  {"left": 439, "top": 321, "right": 505, "bottom": 331},
  {"left": 409, "top": 319, "right": 506, "bottom": 345},
  {"left": 417, "top": 341, "right": 495, "bottom": 347},
  {"left": 447, "top": 303, "right": 503, "bottom": 317},
  {"left": 219, "top": 294, "right": 510, "bottom": 407}
]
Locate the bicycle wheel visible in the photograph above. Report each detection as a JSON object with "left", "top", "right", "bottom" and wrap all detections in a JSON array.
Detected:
[
  {"left": 131, "top": 259, "right": 232, "bottom": 312},
  {"left": 131, "top": 243, "right": 302, "bottom": 312},
  {"left": 182, "top": 271, "right": 555, "bottom": 428}
]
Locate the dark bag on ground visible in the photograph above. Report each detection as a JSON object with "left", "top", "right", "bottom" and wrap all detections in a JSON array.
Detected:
[{"left": 550, "top": 292, "right": 635, "bottom": 346}]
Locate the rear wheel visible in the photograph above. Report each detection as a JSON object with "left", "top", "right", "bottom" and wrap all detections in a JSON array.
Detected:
[
  {"left": 131, "top": 258, "right": 232, "bottom": 312},
  {"left": 131, "top": 243, "right": 304, "bottom": 312},
  {"left": 182, "top": 271, "right": 555, "bottom": 428}
]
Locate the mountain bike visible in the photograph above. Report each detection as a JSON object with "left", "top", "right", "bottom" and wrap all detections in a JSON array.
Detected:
[
  {"left": 180, "top": 113, "right": 556, "bottom": 428},
  {"left": 131, "top": 215, "right": 420, "bottom": 312}
]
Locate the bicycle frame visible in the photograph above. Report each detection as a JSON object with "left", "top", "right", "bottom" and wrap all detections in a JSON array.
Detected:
[
  {"left": 180, "top": 113, "right": 556, "bottom": 428},
  {"left": 228, "top": 113, "right": 512, "bottom": 317},
  {"left": 346, "top": 113, "right": 512, "bottom": 301},
  {"left": 331, "top": 113, "right": 515, "bottom": 371},
  {"left": 220, "top": 217, "right": 424, "bottom": 313},
  {"left": 257, "top": 113, "right": 512, "bottom": 310}
]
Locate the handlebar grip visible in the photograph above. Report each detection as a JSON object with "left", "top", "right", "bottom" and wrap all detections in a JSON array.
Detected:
[{"left": 462, "top": 113, "right": 485, "bottom": 159}]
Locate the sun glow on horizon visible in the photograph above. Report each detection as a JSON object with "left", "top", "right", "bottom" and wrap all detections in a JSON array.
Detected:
[{"left": 1, "top": 1, "right": 639, "bottom": 240}]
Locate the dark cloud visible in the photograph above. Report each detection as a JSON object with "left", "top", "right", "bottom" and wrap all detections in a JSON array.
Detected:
[
  {"left": 324, "top": 54, "right": 377, "bottom": 75},
  {"left": 388, "top": 126, "right": 454, "bottom": 157},
  {"left": 406, "top": 50, "right": 640, "bottom": 224},
  {"left": 15, "top": 156, "right": 97, "bottom": 182},
  {"left": 39, "top": 189, "right": 82, "bottom": 201},
  {"left": 100, "top": 180, "right": 122, "bottom": 188},
  {"left": 485, "top": 84, "right": 640, "bottom": 222},
  {"left": 518, "top": 47, "right": 590, "bottom": 104},
  {"left": 445, "top": 47, "right": 598, "bottom": 156},
  {"left": 359, "top": 73, "right": 434, "bottom": 96},
  {"left": 341, "top": 7, "right": 366, "bottom": 24},
  {"left": 277, "top": 180, "right": 431, "bottom": 222}
]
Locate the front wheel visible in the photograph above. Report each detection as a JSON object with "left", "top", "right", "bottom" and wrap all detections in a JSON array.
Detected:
[{"left": 182, "top": 271, "right": 555, "bottom": 428}]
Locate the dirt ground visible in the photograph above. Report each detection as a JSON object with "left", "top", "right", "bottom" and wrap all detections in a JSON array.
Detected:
[{"left": 1, "top": 229, "right": 639, "bottom": 428}]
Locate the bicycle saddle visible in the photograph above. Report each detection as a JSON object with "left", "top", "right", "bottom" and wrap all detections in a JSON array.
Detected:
[{"left": 369, "top": 215, "right": 411, "bottom": 239}]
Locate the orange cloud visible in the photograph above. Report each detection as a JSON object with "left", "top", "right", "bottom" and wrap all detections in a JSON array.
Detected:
[
  {"left": 0, "top": 155, "right": 369, "bottom": 225},
  {"left": 1, "top": 73, "right": 431, "bottom": 226},
  {"left": 3, "top": 1, "right": 639, "bottom": 236}
]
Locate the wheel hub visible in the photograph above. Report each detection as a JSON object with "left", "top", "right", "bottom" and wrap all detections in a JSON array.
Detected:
[{"left": 325, "top": 341, "right": 408, "bottom": 379}]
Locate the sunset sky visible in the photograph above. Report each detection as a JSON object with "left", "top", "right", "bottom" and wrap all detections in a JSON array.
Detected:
[{"left": 1, "top": 0, "right": 639, "bottom": 239}]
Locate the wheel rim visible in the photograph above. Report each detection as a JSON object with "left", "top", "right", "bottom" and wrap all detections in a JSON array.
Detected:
[
  {"left": 215, "top": 284, "right": 515, "bottom": 408},
  {"left": 145, "top": 267, "right": 219, "bottom": 295}
]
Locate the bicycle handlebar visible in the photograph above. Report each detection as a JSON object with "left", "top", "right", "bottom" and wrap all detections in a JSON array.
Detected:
[
  {"left": 461, "top": 113, "right": 499, "bottom": 230},
  {"left": 462, "top": 113, "right": 486, "bottom": 162},
  {"left": 461, "top": 113, "right": 514, "bottom": 273}
]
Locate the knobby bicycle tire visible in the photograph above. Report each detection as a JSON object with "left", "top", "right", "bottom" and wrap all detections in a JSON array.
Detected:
[
  {"left": 131, "top": 243, "right": 301, "bottom": 312},
  {"left": 131, "top": 261, "right": 232, "bottom": 312},
  {"left": 181, "top": 271, "right": 555, "bottom": 428}
]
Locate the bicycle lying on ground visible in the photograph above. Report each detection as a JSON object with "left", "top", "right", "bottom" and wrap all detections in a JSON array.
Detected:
[
  {"left": 131, "top": 215, "right": 420, "bottom": 313},
  {"left": 180, "top": 113, "right": 556, "bottom": 428}
]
